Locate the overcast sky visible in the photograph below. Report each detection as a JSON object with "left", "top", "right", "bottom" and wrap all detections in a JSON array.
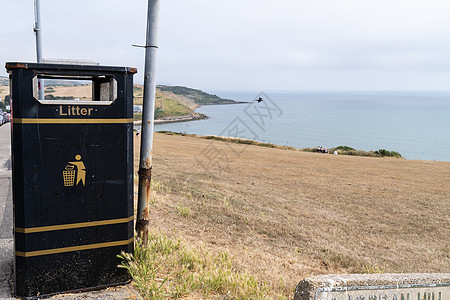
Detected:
[{"left": 1, "top": 0, "right": 450, "bottom": 91}]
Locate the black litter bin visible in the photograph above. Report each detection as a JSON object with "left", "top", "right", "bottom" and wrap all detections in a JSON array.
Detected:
[{"left": 6, "top": 62, "right": 136, "bottom": 298}]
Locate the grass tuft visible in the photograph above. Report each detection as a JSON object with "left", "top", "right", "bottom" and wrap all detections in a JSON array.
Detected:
[
  {"left": 151, "top": 179, "right": 165, "bottom": 192},
  {"left": 362, "top": 264, "right": 385, "bottom": 274},
  {"left": 176, "top": 203, "right": 191, "bottom": 218},
  {"left": 118, "top": 232, "right": 274, "bottom": 299}
]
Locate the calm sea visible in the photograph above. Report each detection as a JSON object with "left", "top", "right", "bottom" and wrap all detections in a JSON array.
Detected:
[{"left": 154, "top": 91, "right": 450, "bottom": 162}]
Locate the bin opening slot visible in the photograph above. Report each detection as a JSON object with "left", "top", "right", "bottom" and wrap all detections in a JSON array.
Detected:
[{"left": 33, "top": 74, "right": 117, "bottom": 105}]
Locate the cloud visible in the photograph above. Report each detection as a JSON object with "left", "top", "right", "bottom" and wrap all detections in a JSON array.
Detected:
[{"left": 1, "top": 0, "right": 450, "bottom": 90}]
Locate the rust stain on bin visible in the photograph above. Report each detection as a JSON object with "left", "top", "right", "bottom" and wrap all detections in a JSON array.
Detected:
[{"left": 5, "top": 63, "right": 29, "bottom": 69}]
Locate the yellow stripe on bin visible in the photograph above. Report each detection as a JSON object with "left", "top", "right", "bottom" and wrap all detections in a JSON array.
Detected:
[
  {"left": 15, "top": 237, "right": 134, "bottom": 257},
  {"left": 15, "top": 216, "right": 134, "bottom": 234},
  {"left": 13, "top": 118, "right": 134, "bottom": 124}
]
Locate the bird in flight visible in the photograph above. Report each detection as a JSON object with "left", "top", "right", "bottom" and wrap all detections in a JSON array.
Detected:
[{"left": 255, "top": 97, "right": 263, "bottom": 103}]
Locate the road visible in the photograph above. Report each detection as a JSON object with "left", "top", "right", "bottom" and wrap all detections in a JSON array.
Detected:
[
  {"left": 0, "top": 123, "right": 137, "bottom": 299},
  {"left": 0, "top": 123, "right": 14, "bottom": 300}
]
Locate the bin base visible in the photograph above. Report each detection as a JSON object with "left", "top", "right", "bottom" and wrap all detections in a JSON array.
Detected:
[{"left": 15, "top": 245, "right": 131, "bottom": 298}]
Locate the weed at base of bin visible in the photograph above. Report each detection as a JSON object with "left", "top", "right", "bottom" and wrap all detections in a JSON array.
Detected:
[{"left": 117, "top": 232, "right": 274, "bottom": 299}]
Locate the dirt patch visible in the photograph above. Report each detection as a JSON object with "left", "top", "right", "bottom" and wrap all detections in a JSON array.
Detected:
[{"left": 159, "top": 90, "right": 199, "bottom": 110}]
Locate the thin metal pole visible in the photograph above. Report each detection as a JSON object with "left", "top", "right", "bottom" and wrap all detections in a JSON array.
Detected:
[
  {"left": 136, "top": 0, "right": 161, "bottom": 245},
  {"left": 34, "top": 0, "right": 44, "bottom": 100}
]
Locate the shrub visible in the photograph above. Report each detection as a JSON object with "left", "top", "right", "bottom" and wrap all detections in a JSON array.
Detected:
[
  {"left": 302, "top": 148, "right": 319, "bottom": 153},
  {"left": 374, "top": 149, "right": 402, "bottom": 158},
  {"left": 334, "top": 145, "right": 355, "bottom": 151}
]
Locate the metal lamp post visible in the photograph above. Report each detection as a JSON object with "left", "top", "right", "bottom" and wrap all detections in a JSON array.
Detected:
[
  {"left": 136, "top": 0, "right": 161, "bottom": 245},
  {"left": 34, "top": 0, "right": 44, "bottom": 100}
]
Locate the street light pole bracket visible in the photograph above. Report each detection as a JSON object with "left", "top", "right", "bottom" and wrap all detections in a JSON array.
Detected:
[{"left": 132, "top": 44, "right": 159, "bottom": 48}]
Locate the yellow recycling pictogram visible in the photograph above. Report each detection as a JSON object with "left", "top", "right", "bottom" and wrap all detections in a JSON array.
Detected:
[{"left": 63, "top": 154, "right": 86, "bottom": 187}]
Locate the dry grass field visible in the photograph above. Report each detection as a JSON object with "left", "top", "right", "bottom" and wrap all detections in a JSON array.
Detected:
[
  {"left": 44, "top": 84, "right": 92, "bottom": 99},
  {"left": 0, "top": 84, "right": 93, "bottom": 101},
  {"left": 134, "top": 133, "right": 450, "bottom": 297}
]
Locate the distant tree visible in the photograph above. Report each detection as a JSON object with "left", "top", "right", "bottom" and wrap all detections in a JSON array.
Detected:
[{"left": 4, "top": 95, "right": 10, "bottom": 105}]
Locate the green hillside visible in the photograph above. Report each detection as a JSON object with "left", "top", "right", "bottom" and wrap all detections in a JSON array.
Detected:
[{"left": 157, "top": 85, "right": 237, "bottom": 105}]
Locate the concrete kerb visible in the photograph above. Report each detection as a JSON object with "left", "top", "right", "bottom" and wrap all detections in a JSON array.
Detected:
[{"left": 294, "top": 273, "right": 450, "bottom": 300}]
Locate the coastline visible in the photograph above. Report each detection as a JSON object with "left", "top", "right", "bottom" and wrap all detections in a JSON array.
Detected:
[{"left": 134, "top": 113, "right": 208, "bottom": 126}]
